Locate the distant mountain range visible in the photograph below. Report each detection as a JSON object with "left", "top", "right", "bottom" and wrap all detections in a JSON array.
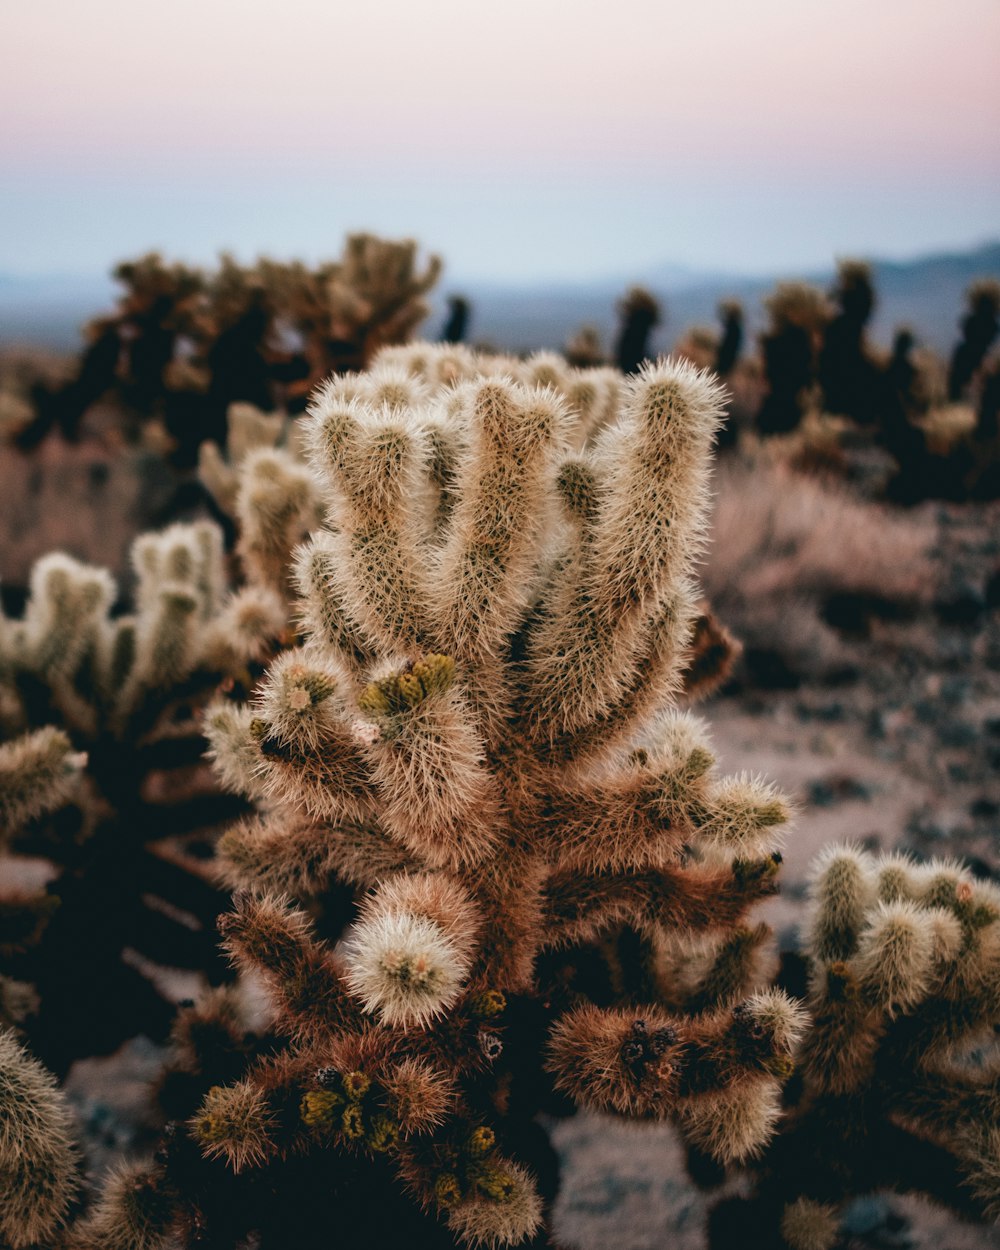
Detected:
[{"left": 2, "top": 241, "right": 998, "bottom": 358}]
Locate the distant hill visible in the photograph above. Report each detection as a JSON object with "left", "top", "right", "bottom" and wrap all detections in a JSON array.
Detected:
[
  {"left": 0, "top": 272, "right": 115, "bottom": 350},
  {"left": 2, "top": 242, "right": 998, "bottom": 358}
]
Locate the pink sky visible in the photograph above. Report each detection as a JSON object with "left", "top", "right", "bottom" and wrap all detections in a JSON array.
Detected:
[{"left": 2, "top": 0, "right": 998, "bottom": 279}]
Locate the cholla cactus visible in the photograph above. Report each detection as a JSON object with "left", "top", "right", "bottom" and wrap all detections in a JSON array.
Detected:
[
  {"left": 613, "top": 286, "right": 662, "bottom": 374},
  {"left": 818, "top": 260, "right": 879, "bottom": 425},
  {"left": 258, "top": 234, "right": 442, "bottom": 386},
  {"left": 0, "top": 522, "right": 285, "bottom": 1072},
  {"left": 0, "top": 1027, "right": 78, "bottom": 1248},
  {"left": 712, "top": 846, "right": 1000, "bottom": 1247},
  {"left": 197, "top": 402, "right": 322, "bottom": 600},
  {"left": 123, "top": 349, "right": 807, "bottom": 1249},
  {"left": 948, "top": 278, "right": 1000, "bottom": 401},
  {"left": 757, "top": 282, "right": 829, "bottom": 437}
]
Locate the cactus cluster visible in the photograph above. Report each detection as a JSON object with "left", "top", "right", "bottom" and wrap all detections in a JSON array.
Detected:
[
  {"left": 0, "top": 519, "right": 285, "bottom": 1071},
  {"left": 713, "top": 846, "right": 1000, "bottom": 1247},
  {"left": 15, "top": 234, "right": 440, "bottom": 455}
]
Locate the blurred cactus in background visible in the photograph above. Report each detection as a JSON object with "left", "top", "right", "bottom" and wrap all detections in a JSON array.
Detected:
[
  {"left": 8, "top": 234, "right": 441, "bottom": 459},
  {"left": 614, "top": 286, "right": 662, "bottom": 374},
  {"left": 0, "top": 520, "right": 287, "bottom": 1074},
  {"left": 563, "top": 324, "right": 605, "bottom": 369},
  {"left": 948, "top": 279, "right": 1000, "bottom": 401},
  {"left": 714, "top": 299, "right": 743, "bottom": 380},
  {"left": 756, "top": 283, "right": 829, "bottom": 436},
  {"left": 818, "top": 260, "right": 879, "bottom": 425},
  {"left": 441, "top": 296, "right": 471, "bottom": 345}
]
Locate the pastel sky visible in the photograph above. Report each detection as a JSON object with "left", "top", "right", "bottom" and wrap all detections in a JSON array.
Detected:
[{"left": 1, "top": 0, "right": 998, "bottom": 282}]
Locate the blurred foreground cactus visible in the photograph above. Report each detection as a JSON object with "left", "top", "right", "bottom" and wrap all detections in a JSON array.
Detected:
[{"left": 0, "top": 1027, "right": 78, "bottom": 1247}]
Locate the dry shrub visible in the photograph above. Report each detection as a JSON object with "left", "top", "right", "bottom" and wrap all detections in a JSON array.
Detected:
[{"left": 704, "top": 455, "right": 936, "bottom": 683}]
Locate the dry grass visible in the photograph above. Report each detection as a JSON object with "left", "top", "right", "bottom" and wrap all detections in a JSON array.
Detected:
[{"left": 703, "top": 454, "right": 937, "bottom": 681}]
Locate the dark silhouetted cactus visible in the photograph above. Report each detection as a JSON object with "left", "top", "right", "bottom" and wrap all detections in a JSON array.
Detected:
[{"left": 948, "top": 279, "right": 1000, "bottom": 401}]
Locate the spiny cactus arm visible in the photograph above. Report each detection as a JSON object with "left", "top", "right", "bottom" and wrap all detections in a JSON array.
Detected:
[
  {"left": 549, "top": 715, "right": 788, "bottom": 875},
  {"left": 547, "top": 585, "right": 702, "bottom": 761},
  {"left": 389, "top": 1113, "right": 545, "bottom": 1248},
  {"left": 132, "top": 522, "right": 225, "bottom": 618},
  {"left": 306, "top": 392, "right": 438, "bottom": 652},
  {"left": 562, "top": 367, "right": 622, "bottom": 447},
  {"left": 425, "top": 379, "right": 570, "bottom": 687},
  {"left": 291, "top": 530, "right": 375, "bottom": 677},
  {"left": 373, "top": 341, "right": 484, "bottom": 388},
  {"left": 0, "top": 1027, "right": 79, "bottom": 1248},
  {"left": 216, "top": 810, "right": 415, "bottom": 896},
  {"left": 62, "top": 1160, "right": 177, "bottom": 1250},
  {"left": 199, "top": 583, "right": 287, "bottom": 672},
  {"left": 189, "top": 1076, "right": 279, "bottom": 1172},
  {"left": 197, "top": 438, "right": 238, "bottom": 514},
  {"left": 235, "top": 448, "right": 322, "bottom": 599},
  {"left": 238, "top": 675, "right": 376, "bottom": 824},
  {"left": 804, "top": 843, "right": 875, "bottom": 965},
  {"left": 442, "top": 1160, "right": 544, "bottom": 1249},
  {"left": 353, "top": 361, "right": 434, "bottom": 414},
  {"left": 218, "top": 891, "right": 357, "bottom": 1042},
  {"left": 543, "top": 854, "right": 782, "bottom": 948},
  {"left": 419, "top": 410, "right": 466, "bottom": 536},
  {"left": 110, "top": 522, "right": 234, "bottom": 722},
  {"left": 652, "top": 921, "right": 776, "bottom": 1013},
  {"left": 547, "top": 991, "right": 803, "bottom": 1161},
  {"left": 22, "top": 553, "right": 115, "bottom": 683},
  {"left": 203, "top": 701, "right": 272, "bottom": 800},
  {"left": 120, "top": 583, "right": 200, "bottom": 710},
  {"left": 355, "top": 655, "right": 503, "bottom": 871},
  {"left": 518, "top": 350, "right": 570, "bottom": 394},
  {"left": 0, "top": 726, "right": 86, "bottom": 837},
  {"left": 524, "top": 360, "right": 725, "bottom": 746},
  {"left": 546, "top": 763, "right": 688, "bottom": 875}
]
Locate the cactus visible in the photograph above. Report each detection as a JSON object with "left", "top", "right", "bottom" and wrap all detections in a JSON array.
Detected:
[
  {"left": 710, "top": 846, "right": 1000, "bottom": 1246},
  {"left": 0, "top": 1028, "right": 78, "bottom": 1248},
  {"left": 948, "top": 279, "right": 1000, "bottom": 402},
  {"left": 9, "top": 236, "right": 440, "bottom": 455},
  {"left": 441, "top": 296, "right": 471, "bottom": 345},
  {"left": 613, "top": 286, "right": 662, "bottom": 374},
  {"left": 0, "top": 521, "right": 286, "bottom": 1073},
  {"left": 817, "top": 260, "right": 879, "bottom": 425},
  {"left": 80, "top": 347, "right": 805, "bottom": 1249},
  {"left": 715, "top": 300, "right": 744, "bottom": 380},
  {"left": 756, "top": 282, "right": 829, "bottom": 436}
]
